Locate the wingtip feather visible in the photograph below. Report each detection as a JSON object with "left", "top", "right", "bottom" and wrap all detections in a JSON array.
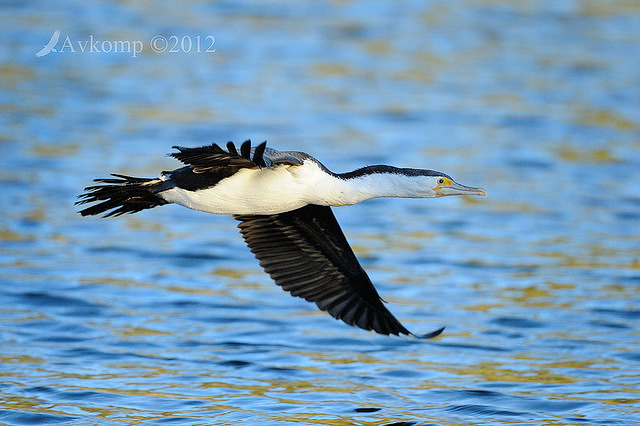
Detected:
[{"left": 411, "top": 326, "right": 445, "bottom": 339}]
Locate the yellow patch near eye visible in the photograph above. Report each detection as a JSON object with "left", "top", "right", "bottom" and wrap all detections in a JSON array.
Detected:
[{"left": 442, "top": 178, "right": 453, "bottom": 186}]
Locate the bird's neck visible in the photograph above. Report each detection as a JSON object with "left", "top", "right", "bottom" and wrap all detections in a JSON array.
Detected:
[{"left": 317, "top": 165, "right": 429, "bottom": 206}]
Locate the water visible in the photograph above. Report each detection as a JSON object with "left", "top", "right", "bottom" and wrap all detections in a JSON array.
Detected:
[{"left": 1, "top": 0, "right": 640, "bottom": 424}]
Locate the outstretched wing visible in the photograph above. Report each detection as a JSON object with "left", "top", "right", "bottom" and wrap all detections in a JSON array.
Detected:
[
  {"left": 235, "top": 204, "right": 443, "bottom": 338},
  {"left": 171, "top": 140, "right": 306, "bottom": 173},
  {"left": 171, "top": 140, "right": 268, "bottom": 171}
]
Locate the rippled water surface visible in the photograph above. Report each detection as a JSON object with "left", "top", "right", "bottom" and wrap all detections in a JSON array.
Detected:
[{"left": 2, "top": 1, "right": 640, "bottom": 424}]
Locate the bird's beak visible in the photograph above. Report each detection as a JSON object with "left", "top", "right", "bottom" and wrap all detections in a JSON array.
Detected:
[{"left": 436, "top": 181, "right": 487, "bottom": 198}]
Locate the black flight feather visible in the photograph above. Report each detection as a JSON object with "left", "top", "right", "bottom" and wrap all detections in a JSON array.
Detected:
[
  {"left": 226, "top": 141, "right": 239, "bottom": 156},
  {"left": 253, "top": 141, "right": 267, "bottom": 168},
  {"left": 240, "top": 140, "right": 251, "bottom": 160}
]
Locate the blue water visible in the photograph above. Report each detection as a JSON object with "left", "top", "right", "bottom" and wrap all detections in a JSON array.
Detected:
[{"left": 1, "top": 0, "right": 640, "bottom": 424}]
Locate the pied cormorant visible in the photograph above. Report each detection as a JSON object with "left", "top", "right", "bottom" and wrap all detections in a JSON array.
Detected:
[{"left": 77, "top": 140, "right": 486, "bottom": 338}]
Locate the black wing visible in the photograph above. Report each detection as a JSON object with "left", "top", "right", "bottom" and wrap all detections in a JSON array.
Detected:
[
  {"left": 235, "top": 204, "right": 443, "bottom": 338},
  {"left": 171, "top": 140, "right": 267, "bottom": 171}
]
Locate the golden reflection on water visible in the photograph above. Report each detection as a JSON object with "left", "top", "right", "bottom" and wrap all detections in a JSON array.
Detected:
[{"left": 2, "top": 0, "right": 640, "bottom": 423}]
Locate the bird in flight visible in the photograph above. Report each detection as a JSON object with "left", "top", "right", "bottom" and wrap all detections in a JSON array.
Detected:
[
  {"left": 36, "top": 30, "right": 60, "bottom": 57},
  {"left": 77, "top": 140, "right": 486, "bottom": 338}
]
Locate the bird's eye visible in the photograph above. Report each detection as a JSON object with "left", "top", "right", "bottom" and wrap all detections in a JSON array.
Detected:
[{"left": 438, "top": 178, "right": 445, "bottom": 184}]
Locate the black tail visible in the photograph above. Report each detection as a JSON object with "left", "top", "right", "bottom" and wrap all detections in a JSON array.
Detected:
[{"left": 76, "top": 174, "right": 169, "bottom": 217}]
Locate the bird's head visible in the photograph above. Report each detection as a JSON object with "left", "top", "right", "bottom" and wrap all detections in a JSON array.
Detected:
[{"left": 429, "top": 174, "right": 487, "bottom": 198}]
